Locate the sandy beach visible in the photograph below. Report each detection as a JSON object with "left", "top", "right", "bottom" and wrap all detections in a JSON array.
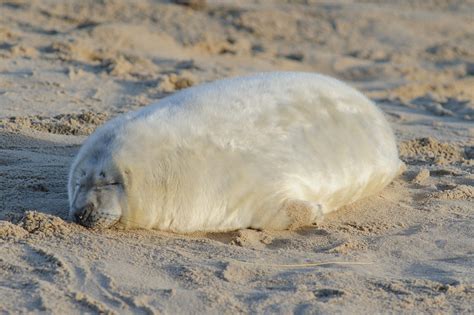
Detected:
[{"left": 1, "top": 0, "right": 473, "bottom": 313}]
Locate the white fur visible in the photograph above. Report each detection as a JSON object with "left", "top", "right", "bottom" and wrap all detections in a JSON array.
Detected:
[{"left": 68, "top": 72, "right": 402, "bottom": 232}]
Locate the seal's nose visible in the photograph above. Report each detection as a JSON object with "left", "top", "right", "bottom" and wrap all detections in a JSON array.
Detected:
[{"left": 73, "top": 203, "right": 94, "bottom": 224}]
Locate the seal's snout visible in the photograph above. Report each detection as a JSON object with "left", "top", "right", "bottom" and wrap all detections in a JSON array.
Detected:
[{"left": 73, "top": 203, "right": 95, "bottom": 225}]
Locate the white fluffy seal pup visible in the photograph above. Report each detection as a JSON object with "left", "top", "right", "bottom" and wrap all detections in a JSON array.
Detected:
[{"left": 68, "top": 72, "right": 402, "bottom": 232}]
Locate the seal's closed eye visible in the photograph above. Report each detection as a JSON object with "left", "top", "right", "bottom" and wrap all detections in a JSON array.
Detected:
[
  {"left": 94, "top": 182, "right": 121, "bottom": 188},
  {"left": 104, "top": 182, "right": 121, "bottom": 186}
]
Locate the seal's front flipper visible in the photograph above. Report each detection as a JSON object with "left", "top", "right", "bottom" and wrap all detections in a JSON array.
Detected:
[{"left": 283, "top": 199, "right": 324, "bottom": 230}]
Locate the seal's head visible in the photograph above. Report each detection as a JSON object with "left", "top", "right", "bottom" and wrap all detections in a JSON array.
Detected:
[{"left": 68, "top": 156, "right": 126, "bottom": 229}]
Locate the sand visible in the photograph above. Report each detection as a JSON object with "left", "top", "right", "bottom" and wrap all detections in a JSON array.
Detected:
[{"left": 0, "top": 0, "right": 473, "bottom": 313}]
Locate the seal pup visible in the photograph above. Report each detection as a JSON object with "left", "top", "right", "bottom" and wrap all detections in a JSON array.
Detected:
[{"left": 68, "top": 72, "right": 402, "bottom": 232}]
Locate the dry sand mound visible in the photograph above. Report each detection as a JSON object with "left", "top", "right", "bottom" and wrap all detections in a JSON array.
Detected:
[
  {"left": 399, "top": 137, "right": 465, "bottom": 165},
  {"left": 0, "top": 112, "right": 108, "bottom": 135}
]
